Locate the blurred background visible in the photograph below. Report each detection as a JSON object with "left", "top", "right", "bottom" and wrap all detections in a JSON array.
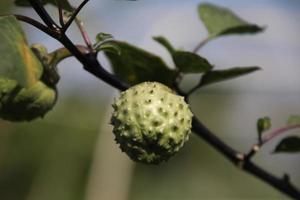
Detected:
[{"left": 0, "top": 0, "right": 299, "bottom": 199}]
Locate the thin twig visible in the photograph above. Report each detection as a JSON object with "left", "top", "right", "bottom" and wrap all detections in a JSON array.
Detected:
[
  {"left": 246, "top": 124, "right": 300, "bottom": 160},
  {"left": 49, "top": 45, "right": 90, "bottom": 59},
  {"left": 27, "top": 0, "right": 128, "bottom": 90},
  {"left": 13, "top": 14, "right": 59, "bottom": 38},
  {"left": 262, "top": 124, "right": 300, "bottom": 144},
  {"left": 57, "top": 2, "right": 65, "bottom": 27},
  {"left": 28, "top": 0, "right": 60, "bottom": 30},
  {"left": 187, "top": 37, "right": 212, "bottom": 97},
  {"left": 192, "top": 118, "right": 300, "bottom": 199},
  {"left": 75, "top": 18, "right": 93, "bottom": 50},
  {"left": 62, "top": 0, "right": 90, "bottom": 32},
  {"left": 59, "top": 34, "right": 129, "bottom": 91}
]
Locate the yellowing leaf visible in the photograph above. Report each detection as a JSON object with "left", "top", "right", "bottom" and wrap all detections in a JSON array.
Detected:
[{"left": 0, "top": 16, "right": 43, "bottom": 87}]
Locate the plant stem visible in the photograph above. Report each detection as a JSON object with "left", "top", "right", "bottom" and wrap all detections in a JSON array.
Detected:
[
  {"left": 75, "top": 18, "right": 94, "bottom": 50},
  {"left": 48, "top": 45, "right": 89, "bottom": 66},
  {"left": 62, "top": 0, "right": 90, "bottom": 32},
  {"left": 193, "top": 37, "right": 211, "bottom": 53},
  {"left": 57, "top": 3, "right": 64, "bottom": 27},
  {"left": 192, "top": 117, "right": 300, "bottom": 199},
  {"left": 58, "top": 34, "right": 129, "bottom": 91},
  {"left": 13, "top": 14, "right": 58, "bottom": 37},
  {"left": 262, "top": 124, "right": 300, "bottom": 144},
  {"left": 28, "top": 0, "right": 60, "bottom": 31},
  {"left": 27, "top": 1, "right": 300, "bottom": 199},
  {"left": 246, "top": 124, "right": 300, "bottom": 160}
]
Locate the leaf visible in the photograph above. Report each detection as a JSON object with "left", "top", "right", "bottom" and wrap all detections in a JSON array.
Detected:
[
  {"left": 199, "top": 66, "right": 260, "bottom": 87},
  {"left": 153, "top": 36, "right": 213, "bottom": 73},
  {"left": 14, "top": 0, "right": 73, "bottom": 11},
  {"left": 95, "top": 32, "right": 114, "bottom": 43},
  {"left": 274, "top": 136, "right": 300, "bottom": 153},
  {"left": 153, "top": 36, "right": 175, "bottom": 54},
  {"left": 0, "top": 16, "right": 43, "bottom": 87},
  {"left": 105, "top": 41, "right": 176, "bottom": 87},
  {"left": 95, "top": 41, "right": 121, "bottom": 55},
  {"left": 173, "top": 51, "right": 213, "bottom": 73},
  {"left": 287, "top": 115, "right": 300, "bottom": 126},
  {"left": 94, "top": 33, "right": 117, "bottom": 53},
  {"left": 198, "top": 3, "right": 264, "bottom": 38}
]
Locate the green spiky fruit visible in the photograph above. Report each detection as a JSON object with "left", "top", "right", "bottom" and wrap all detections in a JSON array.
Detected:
[{"left": 111, "top": 82, "right": 193, "bottom": 164}]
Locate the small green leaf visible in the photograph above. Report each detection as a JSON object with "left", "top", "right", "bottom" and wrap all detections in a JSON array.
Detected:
[
  {"left": 0, "top": 16, "right": 43, "bottom": 87},
  {"left": 198, "top": 3, "right": 264, "bottom": 38},
  {"left": 274, "top": 136, "right": 300, "bottom": 153},
  {"left": 199, "top": 66, "right": 260, "bottom": 87},
  {"left": 257, "top": 117, "right": 272, "bottom": 141},
  {"left": 95, "top": 41, "right": 121, "bottom": 55},
  {"left": 94, "top": 33, "right": 117, "bottom": 53},
  {"left": 96, "top": 32, "right": 113, "bottom": 43},
  {"left": 153, "top": 36, "right": 175, "bottom": 54},
  {"left": 287, "top": 115, "right": 300, "bottom": 126},
  {"left": 105, "top": 41, "right": 176, "bottom": 87},
  {"left": 14, "top": 0, "right": 73, "bottom": 11},
  {"left": 153, "top": 36, "right": 213, "bottom": 73},
  {"left": 173, "top": 51, "right": 213, "bottom": 73}
]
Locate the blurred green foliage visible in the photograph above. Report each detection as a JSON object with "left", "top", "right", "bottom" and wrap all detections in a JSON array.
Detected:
[
  {"left": 0, "top": 96, "right": 105, "bottom": 200},
  {"left": 0, "top": 0, "right": 11, "bottom": 13}
]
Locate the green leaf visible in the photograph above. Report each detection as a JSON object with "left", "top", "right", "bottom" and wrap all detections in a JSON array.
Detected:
[
  {"left": 199, "top": 66, "right": 260, "bottom": 87},
  {"left": 94, "top": 33, "right": 117, "bottom": 53},
  {"left": 14, "top": 0, "right": 73, "bottom": 11},
  {"left": 153, "top": 36, "right": 175, "bottom": 54},
  {"left": 274, "top": 136, "right": 300, "bottom": 153},
  {"left": 105, "top": 41, "right": 176, "bottom": 87},
  {"left": 153, "top": 36, "right": 213, "bottom": 73},
  {"left": 173, "top": 51, "right": 213, "bottom": 73},
  {"left": 95, "top": 32, "right": 114, "bottom": 43},
  {"left": 95, "top": 41, "right": 121, "bottom": 55},
  {"left": 198, "top": 3, "right": 264, "bottom": 38},
  {"left": 257, "top": 117, "right": 272, "bottom": 141},
  {"left": 0, "top": 16, "right": 43, "bottom": 87},
  {"left": 287, "top": 115, "right": 300, "bottom": 126}
]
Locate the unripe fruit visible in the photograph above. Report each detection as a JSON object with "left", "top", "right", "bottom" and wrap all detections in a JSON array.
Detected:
[
  {"left": 0, "top": 44, "right": 58, "bottom": 122},
  {"left": 0, "top": 78, "right": 57, "bottom": 121},
  {"left": 111, "top": 82, "right": 193, "bottom": 164}
]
